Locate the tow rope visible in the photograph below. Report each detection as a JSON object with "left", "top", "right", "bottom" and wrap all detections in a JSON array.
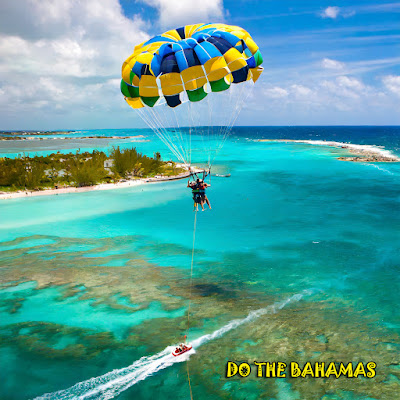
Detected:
[{"left": 186, "top": 208, "right": 198, "bottom": 400}]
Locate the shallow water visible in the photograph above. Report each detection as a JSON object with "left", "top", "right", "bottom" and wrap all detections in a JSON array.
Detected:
[{"left": 0, "top": 127, "right": 399, "bottom": 399}]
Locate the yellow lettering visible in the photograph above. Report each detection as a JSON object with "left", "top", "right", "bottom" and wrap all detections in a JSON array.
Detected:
[
  {"left": 325, "top": 362, "right": 339, "bottom": 378},
  {"left": 314, "top": 362, "right": 325, "bottom": 378},
  {"left": 290, "top": 362, "right": 301, "bottom": 378},
  {"left": 338, "top": 363, "right": 353, "bottom": 377},
  {"left": 265, "top": 362, "right": 276, "bottom": 378},
  {"left": 277, "top": 362, "right": 287, "bottom": 378},
  {"left": 238, "top": 362, "right": 251, "bottom": 377},
  {"left": 301, "top": 362, "right": 314, "bottom": 377},
  {"left": 366, "top": 362, "right": 376, "bottom": 378},
  {"left": 226, "top": 362, "right": 238, "bottom": 378},
  {"left": 254, "top": 361, "right": 266, "bottom": 377},
  {"left": 354, "top": 362, "right": 366, "bottom": 378}
]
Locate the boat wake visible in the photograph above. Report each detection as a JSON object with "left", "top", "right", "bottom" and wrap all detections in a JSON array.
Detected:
[{"left": 34, "top": 290, "right": 312, "bottom": 400}]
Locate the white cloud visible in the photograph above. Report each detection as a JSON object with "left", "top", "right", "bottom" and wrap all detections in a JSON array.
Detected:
[
  {"left": 0, "top": 0, "right": 149, "bottom": 120},
  {"left": 337, "top": 76, "right": 365, "bottom": 91},
  {"left": 382, "top": 75, "right": 400, "bottom": 96},
  {"left": 291, "top": 84, "right": 313, "bottom": 97},
  {"left": 320, "top": 76, "right": 367, "bottom": 100},
  {"left": 140, "top": 0, "right": 224, "bottom": 29},
  {"left": 250, "top": 73, "right": 399, "bottom": 125},
  {"left": 321, "top": 57, "right": 345, "bottom": 70},
  {"left": 321, "top": 6, "right": 341, "bottom": 19},
  {"left": 264, "top": 87, "right": 288, "bottom": 99}
]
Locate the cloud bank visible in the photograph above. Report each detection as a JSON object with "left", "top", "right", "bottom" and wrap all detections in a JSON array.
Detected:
[
  {"left": 0, "top": 1, "right": 398, "bottom": 128},
  {"left": 0, "top": 0, "right": 149, "bottom": 128}
]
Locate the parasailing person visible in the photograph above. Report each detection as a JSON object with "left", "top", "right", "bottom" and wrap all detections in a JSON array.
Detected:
[
  {"left": 187, "top": 175, "right": 211, "bottom": 211},
  {"left": 187, "top": 177, "right": 202, "bottom": 211},
  {"left": 198, "top": 178, "right": 211, "bottom": 210}
]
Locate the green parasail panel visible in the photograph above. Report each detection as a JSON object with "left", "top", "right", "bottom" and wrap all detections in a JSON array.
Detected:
[
  {"left": 254, "top": 50, "right": 263, "bottom": 67},
  {"left": 210, "top": 77, "right": 231, "bottom": 92},
  {"left": 121, "top": 80, "right": 140, "bottom": 98},
  {"left": 120, "top": 80, "right": 130, "bottom": 97},
  {"left": 141, "top": 96, "right": 159, "bottom": 107},
  {"left": 187, "top": 87, "right": 207, "bottom": 102}
]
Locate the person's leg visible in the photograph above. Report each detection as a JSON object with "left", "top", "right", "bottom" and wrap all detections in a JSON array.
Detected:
[
  {"left": 205, "top": 196, "right": 211, "bottom": 209},
  {"left": 200, "top": 195, "right": 205, "bottom": 211}
]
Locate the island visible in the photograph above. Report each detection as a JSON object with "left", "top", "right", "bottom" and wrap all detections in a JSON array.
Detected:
[
  {"left": 257, "top": 139, "right": 400, "bottom": 162},
  {"left": 0, "top": 132, "right": 147, "bottom": 141},
  {"left": 0, "top": 147, "right": 196, "bottom": 200}
]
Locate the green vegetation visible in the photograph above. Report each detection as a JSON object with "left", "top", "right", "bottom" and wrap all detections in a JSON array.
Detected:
[
  {"left": 110, "top": 147, "right": 163, "bottom": 179},
  {"left": 0, "top": 147, "right": 185, "bottom": 192},
  {"left": 68, "top": 150, "right": 108, "bottom": 187}
]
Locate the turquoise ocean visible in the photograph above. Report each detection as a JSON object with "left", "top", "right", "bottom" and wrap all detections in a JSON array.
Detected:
[{"left": 0, "top": 127, "right": 399, "bottom": 400}]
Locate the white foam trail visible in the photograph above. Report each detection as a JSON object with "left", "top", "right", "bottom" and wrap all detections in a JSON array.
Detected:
[
  {"left": 34, "top": 290, "right": 312, "bottom": 400},
  {"left": 35, "top": 347, "right": 177, "bottom": 400},
  {"left": 361, "top": 162, "right": 395, "bottom": 175},
  {"left": 191, "top": 291, "right": 310, "bottom": 348}
]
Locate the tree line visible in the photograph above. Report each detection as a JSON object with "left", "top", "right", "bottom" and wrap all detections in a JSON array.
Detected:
[{"left": 0, "top": 147, "right": 182, "bottom": 191}]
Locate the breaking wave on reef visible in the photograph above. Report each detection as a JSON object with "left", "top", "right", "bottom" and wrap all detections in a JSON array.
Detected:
[{"left": 258, "top": 139, "right": 400, "bottom": 161}]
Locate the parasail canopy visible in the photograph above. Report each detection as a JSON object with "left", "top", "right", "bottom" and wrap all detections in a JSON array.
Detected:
[{"left": 121, "top": 23, "right": 263, "bottom": 167}]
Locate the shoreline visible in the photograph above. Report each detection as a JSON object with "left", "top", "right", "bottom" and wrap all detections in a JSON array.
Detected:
[
  {"left": 257, "top": 139, "right": 400, "bottom": 162},
  {"left": 0, "top": 167, "right": 202, "bottom": 200}
]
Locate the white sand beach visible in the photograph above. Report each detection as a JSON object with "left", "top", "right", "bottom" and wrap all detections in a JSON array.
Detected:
[
  {"left": 258, "top": 139, "right": 400, "bottom": 162},
  {"left": 0, "top": 166, "right": 204, "bottom": 200}
]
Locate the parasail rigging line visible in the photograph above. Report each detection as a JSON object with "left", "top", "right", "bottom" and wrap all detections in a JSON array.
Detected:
[
  {"left": 136, "top": 107, "right": 186, "bottom": 164},
  {"left": 150, "top": 107, "right": 188, "bottom": 164}
]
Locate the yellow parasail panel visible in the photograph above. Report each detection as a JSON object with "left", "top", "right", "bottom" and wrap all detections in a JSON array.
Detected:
[
  {"left": 159, "top": 73, "right": 184, "bottom": 96},
  {"left": 139, "top": 75, "right": 159, "bottom": 97},
  {"left": 244, "top": 37, "right": 259, "bottom": 54},
  {"left": 223, "top": 48, "right": 247, "bottom": 72},
  {"left": 125, "top": 97, "right": 144, "bottom": 109},
  {"left": 250, "top": 66, "right": 263, "bottom": 83},
  {"left": 181, "top": 66, "right": 208, "bottom": 90},
  {"left": 204, "top": 57, "right": 229, "bottom": 82}
]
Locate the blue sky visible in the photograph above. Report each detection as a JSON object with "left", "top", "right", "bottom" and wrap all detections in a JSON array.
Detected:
[{"left": 0, "top": 0, "right": 399, "bottom": 129}]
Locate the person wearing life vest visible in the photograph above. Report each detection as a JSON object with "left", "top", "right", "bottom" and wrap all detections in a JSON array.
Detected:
[
  {"left": 197, "top": 179, "right": 211, "bottom": 210},
  {"left": 188, "top": 178, "right": 202, "bottom": 211}
]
